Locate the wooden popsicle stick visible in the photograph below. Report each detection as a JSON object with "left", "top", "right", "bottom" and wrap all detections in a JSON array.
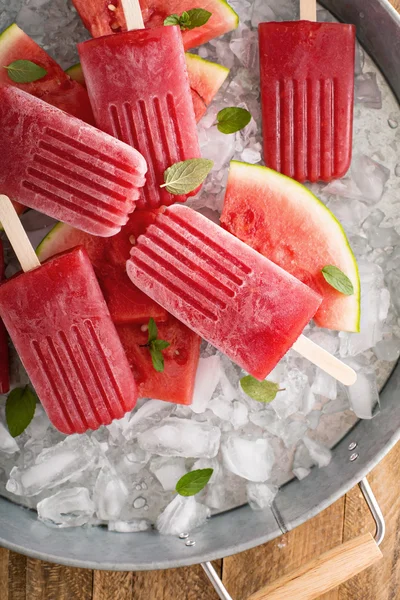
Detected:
[
  {"left": 247, "top": 533, "right": 382, "bottom": 600},
  {"left": 293, "top": 334, "right": 357, "bottom": 386},
  {"left": 121, "top": 0, "right": 145, "bottom": 30},
  {"left": 0, "top": 195, "right": 41, "bottom": 273},
  {"left": 300, "top": 0, "right": 317, "bottom": 21}
]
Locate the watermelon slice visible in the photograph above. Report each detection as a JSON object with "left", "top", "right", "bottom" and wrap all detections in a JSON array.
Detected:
[
  {"left": 37, "top": 211, "right": 168, "bottom": 325},
  {"left": 117, "top": 318, "right": 201, "bottom": 404},
  {"left": 71, "top": 0, "right": 238, "bottom": 50},
  {"left": 0, "top": 24, "right": 94, "bottom": 125},
  {"left": 66, "top": 54, "right": 229, "bottom": 123},
  {"left": 221, "top": 161, "right": 361, "bottom": 332}
]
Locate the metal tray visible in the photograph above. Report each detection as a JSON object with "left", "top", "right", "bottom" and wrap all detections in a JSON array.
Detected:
[{"left": 0, "top": 0, "right": 399, "bottom": 572}]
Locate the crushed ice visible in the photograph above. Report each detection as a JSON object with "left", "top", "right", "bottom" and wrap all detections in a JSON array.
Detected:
[{"left": 0, "top": 0, "right": 399, "bottom": 535}]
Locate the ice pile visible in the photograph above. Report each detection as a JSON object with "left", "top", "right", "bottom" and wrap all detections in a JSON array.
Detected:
[{"left": 0, "top": 0, "right": 399, "bottom": 537}]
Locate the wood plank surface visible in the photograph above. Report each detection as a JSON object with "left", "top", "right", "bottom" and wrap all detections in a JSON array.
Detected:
[{"left": 0, "top": 1, "right": 399, "bottom": 599}]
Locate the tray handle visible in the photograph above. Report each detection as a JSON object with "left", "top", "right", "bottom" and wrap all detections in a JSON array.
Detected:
[
  {"left": 201, "top": 477, "right": 385, "bottom": 600},
  {"left": 247, "top": 532, "right": 382, "bottom": 600}
]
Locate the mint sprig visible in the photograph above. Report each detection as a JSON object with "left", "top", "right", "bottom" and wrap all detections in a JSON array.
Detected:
[
  {"left": 216, "top": 107, "right": 252, "bottom": 134},
  {"left": 6, "top": 386, "right": 37, "bottom": 437},
  {"left": 141, "top": 318, "right": 170, "bottom": 373},
  {"left": 240, "top": 376, "right": 284, "bottom": 404},
  {"left": 161, "top": 158, "right": 213, "bottom": 195},
  {"left": 321, "top": 265, "right": 354, "bottom": 296},
  {"left": 176, "top": 468, "right": 214, "bottom": 496},
  {"left": 4, "top": 60, "right": 47, "bottom": 84},
  {"left": 164, "top": 8, "right": 212, "bottom": 31}
]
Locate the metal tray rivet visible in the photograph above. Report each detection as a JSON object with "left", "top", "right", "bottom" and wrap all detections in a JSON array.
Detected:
[
  {"left": 179, "top": 532, "right": 189, "bottom": 539},
  {"left": 349, "top": 452, "right": 359, "bottom": 462},
  {"left": 348, "top": 442, "right": 358, "bottom": 451},
  {"left": 186, "top": 539, "right": 196, "bottom": 547}
]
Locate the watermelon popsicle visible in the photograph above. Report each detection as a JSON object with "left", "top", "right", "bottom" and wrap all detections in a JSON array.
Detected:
[
  {"left": 259, "top": 3, "right": 355, "bottom": 182},
  {"left": 0, "top": 240, "right": 9, "bottom": 395},
  {"left": 0, "top": 86, "right": 147, "bottom": 237},
  {"left": 127, "top": 205, "right": 357, "bottom": 385},
  {"left": 0, "top": 196, "right": 138, "bottom": 434},
  {"left": 78, "top": 23, "right": 201, "bottom": 209}
]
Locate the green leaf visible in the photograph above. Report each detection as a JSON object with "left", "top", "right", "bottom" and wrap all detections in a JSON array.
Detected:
[
  {"left": 161, "top": 158, "right": 213, "bottom": 195},
  {"left": 176, "top": 468, "right": 214, "bottom": 496},
  {"left": 164, "top": 14, "right": 180, "bottom": 26},
  {"left": 148, "top": 317, "right": 158, "bottom": 343},
  {"left": 179, "top": 11, "right": 191, "bottom": 27},
  {"left": 152, "top": 339, "right": 171, "bottom": 351},
  {"left": 217, "top": 107, "right": 252, "bottom": 134},
  {"left": 185, "top": 8, "right": 212, "bottom": 29},
  {"left": 321, "top": 265, "right": 354, "bottom": 296},
  {"left": 149, "top": 339, "right": 170, "bottom": 373},
  {"left": 4, "top": 60, "right": 47, "bottom": 84},
  {"left": 6, "top": 386, "right": 37, "bottom": 438},
  {"left": 240, "top": 376, "right": 282, "bottom": 404}
]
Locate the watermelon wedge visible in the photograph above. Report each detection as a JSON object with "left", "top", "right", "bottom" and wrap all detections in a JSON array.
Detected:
[
  {"left": 0, "top": 24, "right": 94, "bottom": 124},
  {"left": 66, "top": 54, "right": 229, "bottom": 123},
  {"left": 37, "top": 211, "right": 168, "bottom": 325},
  {"left": 117, "top": 318, "right": 201, "bottom": 404},
  {"left": 221, "top": 161, "right": 360, "bottom": 332},
  {"left": 71, "top": 0, "right": 238, "bottom": 50}
]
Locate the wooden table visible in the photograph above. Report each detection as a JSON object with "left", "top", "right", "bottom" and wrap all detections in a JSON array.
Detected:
[{"left": 1, "top": 0, "right": 400, "bottom": 597}]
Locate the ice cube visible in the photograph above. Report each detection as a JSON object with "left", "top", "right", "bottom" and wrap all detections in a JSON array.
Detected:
[
  {"left": 37, "top": 488, "right": 95, "bottom": 528},
  {"left": 0, "top": 422, "right": 19, "bottom": 455},
  {"left": 303, "top": 437, "right": 332, "bottom": 468},
  {"left": 352, "top": 155, "right": 390, "bottom": 205},
  {"left": 221, "top": 435, "right": 275, "bottom": 482},
  {"left": 323, "top": 177, "right": 363, "bottom": 201},
  {"left": 280, "top": 420, "right": 308, "bottom": 449},
  {"left": 293, "top": 467, "right": 311, "bottom": 480},
  {"left": 301, "top": 387, "right": 317, "bottom": 415},
  {"left": 327, "top": 197, "right": 370, "bottom": 236},
  {"left": 251, "top": 0, "right": 275, "bottom": 26},
  {"left": 108, "top": 520, "right": 151, "bottom": 533},
  {"left": 156, "top": 495, "right": 210, "bottom": 536},
  {"left": 311, "top": 370, "right": 337, "bottom": 401},
  {"left": 24, "top": 405, "right": 50, "bottom": 440},
  {"left": 247, "top": 482, "right": 278, "bottom": 510},
  {"left": 205, "top": 482, "right": 227, "bottom": 509},
  {"left": 94, "top": 465, "right": 129, "bottom": 521},
  {"left": 241, "top": 148, "right": 262, "bottom": 164},
  {"left": 355, "top": 73, "right": 382, "bottom": 109},
  {"left": 191, "top": 356, "right": 221, "bottom": 414},
  {"left": 6, "top": 435, "right": 98, "bottom": 496},
  {"left": 368, "top": 227, "right": 400, "bottom": 249},
  {"left": 339, "top": 262, "right": 387, "bottom": 356},
  {"left": 199, "top": 120, "right": 236, "bottom": 171},
  {"left": 230, "top": 28, "right": 259, "bottom": 71},
  {"left": 116, "top": 447, "right": 150, "bottom": 476},
  {"left": 138, "top": 418, "right": 221, "bottom": 458},
  {"left": 346, "top": 368, "right": 380, "bottom": 419},
  {"left": 122, "top": 400, "right": 175, "bottom": 441},
  {"left": 150, "top": 457, "right": 186, "bottom": 491},
  {"left": 249, "top": 407, "right": 277, "bottom": 429},
  {"left": 271, "top": 369, "right": 308, "bottom": 419}
]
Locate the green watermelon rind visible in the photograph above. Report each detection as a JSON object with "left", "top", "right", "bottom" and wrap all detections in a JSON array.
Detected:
[
  {"left": 228, "top": 161, "right": 361, "bottom": 333},
  {"left": 36, "top": 221, "right": 77, "bottom": 260}
]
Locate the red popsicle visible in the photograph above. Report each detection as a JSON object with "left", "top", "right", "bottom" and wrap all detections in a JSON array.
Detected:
[
  {"left": 78, "top": 23, "right": 201, "bottom": 209},
  {"left": 259, "top": 13, "right": 355, "bottom": 182},
  {"left": 0, "top": 87, "right": 147, "bottom": 237},
  {"left": 0, "top": 196, "right": 137, "bottom": 434},
  {"left": 0, "top": 240, "right": 9, "bottom": 395}
]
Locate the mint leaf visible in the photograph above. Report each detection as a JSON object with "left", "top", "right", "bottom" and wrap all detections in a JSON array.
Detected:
[
  {"left": 164, "top": 8, "right": 211, "bottom": 30},
  {"left": 149, "top": 338, "right": 170, "bottom": 373},
  {"left": 217, "top": 107, "right": 252, "bottom": 134},
  {"left": 164, "top": 14, "right": 180, "bottom": 25},
  {"left": 185, "top": 8, "right": 212, "bottom": 29},
  {"left": 161, "top": 158, "right": 213, "bottom": 195},
  {"left": 322, "top": 265, "right": 354, "bottom": 296},
  {"left": 176, "top": 468, "right": 213, "bottom": 496},
  {"left": 240, "top": 376, "right": 283, "bottom": 404},
  {"left": 4, "top": 60, "right": 47, "bottom": 84},
  {"left": 148, "top": 317, "right": 158, "bottom": 343},
  {"left": 6, "top": 386, "right": 37, "bottom": 437}
]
